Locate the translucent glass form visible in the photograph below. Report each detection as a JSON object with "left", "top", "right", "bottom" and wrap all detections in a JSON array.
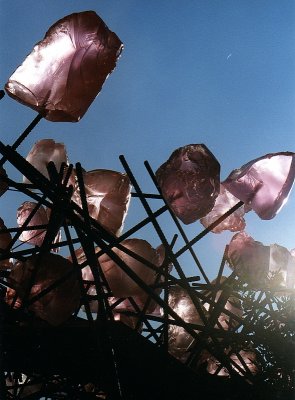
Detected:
[
  {"left": 72, "top": 169, "right": 131, "bottom": 236},
  {"left": 228, "top": 232, "right": 295, "bottom": 290},
  {"left": 206, "top": 350, "right": 259, "bottom": 377},
  {"left": 0, "top": 167, "right": 8, "bottom": 197},
  {"left": 5, "top": 11, "right": 123, "bottom": 122},
  {"left": 5, "top": 253, "right": 80, "bottom": 325},
  {"left": 202, "top": 277, "right": 242, "bottom": 330},
  {"left": 156, "top": 144, "right": 220, "bottom": 224},
  {"left": 0, "top": 217, "right": 12, "bottom": 269},
  {"left": 17, "top": 202, "right": 48, "bottom": 246},
  {"left": 227, "top": 231, "right": 270, "bottom": 284},
  {"left": 23, "top": 139, "right": 67, "bottom": 183},
  {"left": 200, "top": 184, "right": 245, "bottom": 233},
  {"left": 269, "top": 244, "right": 295, "bottom": 290},
  {"left": 87, "top": 239, "right": 164, "bottom": 298},
  {"left": 223, "top": 152, "right": 295, "bottom": 220},
  {"left": 167, "top": 286, "right": 205, "bottom": 363}
]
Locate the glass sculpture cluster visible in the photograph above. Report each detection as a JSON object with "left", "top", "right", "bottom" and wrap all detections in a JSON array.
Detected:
[{"left": 0, "top": 10, "right": 294, "bottom": 400}]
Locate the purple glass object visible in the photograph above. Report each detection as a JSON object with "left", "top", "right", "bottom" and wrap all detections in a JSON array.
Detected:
[
  {"left": 227, "top": 231, "right": 270, "bottom": 284},
  {"left": 156, "top": 144, "right": 220, "bottom": 224},
  {"left": 166, "top": 286, "right": 205, "bottom": 363},
  {"left": 202, "top": 277, "right": 242, "bottom": 330},
  {"left": 5, "top": 253, "right": 80, "bottom": 325},
  {"left": 200, "top": 184, "right": 245, "bottom": 233},
  {"left": 23, "top": 139, "right": 68, "bottom": 183},
  {"left": 5, "top": 11, "right": 123, "bottom": 122},
  {"left": 269, "top": 244, "right": 295, "bottom": 290},
  {"left": 0, "top": 217, "right": 12, "bottom": 269},
  {"left": 17, "top": 202, "right": 49, "bottom": 247},
  {"left": 0, "top": 167, "right": 8, "bottom": 197},
  {"left": 223, "top": 152, "right": 295, "bottom": 220},
  {"left": 72, "top": 169, "right": 131, "bottom": 236}
]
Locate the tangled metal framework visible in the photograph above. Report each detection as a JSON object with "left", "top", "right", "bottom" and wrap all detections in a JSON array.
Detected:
[{"left": 0, "top": 112, "right": 294, "bottom": 400}]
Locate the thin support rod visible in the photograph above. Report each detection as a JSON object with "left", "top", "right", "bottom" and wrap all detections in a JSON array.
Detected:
[{"left": 0, "top": 113, "right": 43, "bottom": 167}]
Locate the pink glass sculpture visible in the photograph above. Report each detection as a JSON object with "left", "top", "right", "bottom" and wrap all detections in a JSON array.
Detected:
[
  {"left": 23, "top": 139, "right": 68, "bottom": 183},
  {"left": 5, "top": 253, "right": 80, "bottom": 325},
  {"left": 72, "top": 169, "right": 131, "bottom": 236},
  {"left": 17, "top": 202, "right": 48, "bottom": 246},
  {"left": 5, "top": 11, "right": 123, "bottom": 122},
  {"left": 223, "top": 152, "right": 295, "bottom": 220},
  {"left": 206, "top": 350, "right": 259, "bottom": 377},
  {"left": 0, "top": 167, "right": 8, "bottom": 197},
  {"left": 76, "top": 239, "right": 164, "bottom": 298},
  {"left": 0, "top": 217, "right": 12, "bottom": 269},
  {"left": 17, "top": 201, "right": 60, "bottom": 249},
  {"left": 96, "top": 239, "right": 164, "bottom": 298},
  {"left": 227, "top": 231, "right": 270, "bottom": 284},
  {"left": 156, "top": 144, "right": 220, "bottom": 224},
  {"left": 202, "top": 277, "right": 242, "bottom": 330},
  {"left": 166, "top": 286, "right": 205, "bottom": 363},
  {"left": 269, "top": 244, "right": 295, "bottom": 290},
  {"left": 200, "top": 184, "right": 246, "bottom": 233}
]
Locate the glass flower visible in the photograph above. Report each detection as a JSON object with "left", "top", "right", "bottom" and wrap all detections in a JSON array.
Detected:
[
  {"left": 5, "top": 253, "right": 80, "bottom": 325},
  {"left": 166, "top": 285, "right": 205, "bottom": 363},
  {"left": 0, "top": 217, "right": 12, "bottom": 269},
  {"left": 5, "top": 11, "right": 123, "bottom": 122},
  {"left": 156, "top": 144, "right": 220, "bottom": 224},
  {"left": 202, "top": 277, "right": 242, "bottom": 330},
  {"left": 0, "top": 167, "right": 8, "bottom": 197},
  {"left": 223, "top": 152, "right": 295, "bottom": 220},
  {"left": 200, "top": 184, "right": 245, "bottom": 233},
  {"left": 23, "top": 139, "right": 68, "bottom": 183},
  {"left": 72, "top": 169, "right": 131, "bottom": 236}
]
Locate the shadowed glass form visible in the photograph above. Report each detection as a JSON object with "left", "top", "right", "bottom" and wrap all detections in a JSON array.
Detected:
[
  {"left": 5, "top": 253, "right": 80, "bottom": 325},
  {"left": 206, "top": 350, "right": 259, "bottom": 377},
  {"left": 0, "top": 217, "right": 12, "bottom": 269},
  {"left": 200, "top": 184, "right": 246, "bottom": 233},
  {"left": 228, "top": 232, "right": 295, "bottom": 290},
  {"left": 0, "top": 167, "right": 8, "bottom": 197},
  {"left": 23, "top": 139, "right": 68, "bottom": 183},
  {"left": 156, "top": 144, "right": 220, "bottom": 224},
  {"left": 227, "top": 231, "right": 270, "bottom": 285},
  {"left": 17, "top": 202, "right": 48, "bottom": 247},
  {"left": 5, "top": 11, "right": 123, "bottom": 122},
  {"left": 202, "top": 277, "right": 242, "bottom": 330},
  {"left": 80, "top": 239, "right": 164, "bottom": 299},
  {"left": 223, "top": 152, "right": 295, "bottom": 220},
  {"left": 166, "top": 286, "right": 205, "bottom": 363},
  {"left": 72, "top": 169, "right": 131, "bottom": 236}
]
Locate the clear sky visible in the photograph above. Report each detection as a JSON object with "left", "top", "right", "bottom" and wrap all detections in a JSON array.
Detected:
[{"left": 0, "top": 1, "right": 295, "bottom": 280}]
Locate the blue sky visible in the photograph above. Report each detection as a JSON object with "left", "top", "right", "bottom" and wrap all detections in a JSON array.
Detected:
[{"left": 1, "top": 1, "right": 295, "bottom": 280}]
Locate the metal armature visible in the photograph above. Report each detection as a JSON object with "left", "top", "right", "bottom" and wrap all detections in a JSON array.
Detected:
[{"left": 0, "top": 114, "right": 294, "bottom": 400}]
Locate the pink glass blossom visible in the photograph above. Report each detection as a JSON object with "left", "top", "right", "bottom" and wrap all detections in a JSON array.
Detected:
[
  {"left": 5, "top": 253, "right": 80, "bottom": 325},
  {"left": 166, "top": 286, "right": 205, "bottom": 363},
  {"left": 5, "top": 11, "right": 123, "bottom": 122},
  {"left": 17, "top": 202, "right": 48, "bottom": 246},
  {"left": 23, "top": 139, "right": 68, "bottom": 183},
  {"left": 72, "top": 169, "right": 131, "bottom": 236},
  {"left": 76, "top": 240, "right": 164, "bottom": 297},
  {"left": 227, "top": 231, "right": 270, "bottom": 284},
  {"left": 206, "top": 350, "right": 259, "bottom": 377},
  {"left": 0, "top": 167, "right": 8, "bottom": 197},
  {"left": 200, "top": 184, "right": 246, "bottom": 233},
  {"left": 223, "top": 152, "right": 295, "bottom": 220},
  {"left": 96, "top": 239, "right": 164, "bottom": 298},
  {"left": 0, "top": 217, "right": 12, "bottom": 269},
  {"left": 156, "top": 144, "right": 220, "bottom": 224},
  {"left": 269, "top": 244, "right": 295, "bottom": 290},
  {"left": 202, "top": 277, "right": 242, "bottom": 330}
]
